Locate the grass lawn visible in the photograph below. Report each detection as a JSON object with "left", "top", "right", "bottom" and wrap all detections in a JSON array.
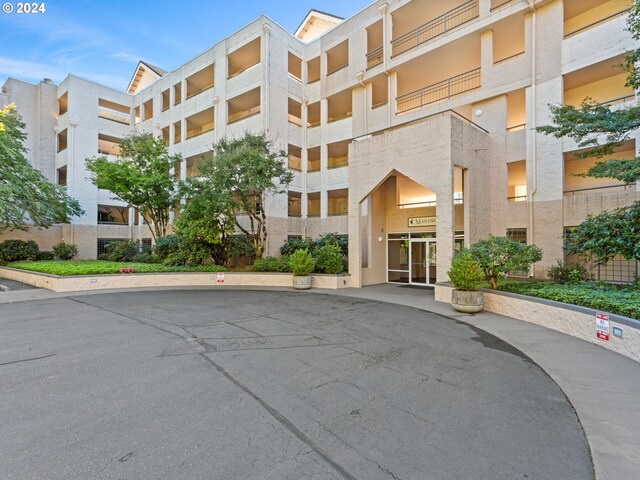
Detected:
[
  {"left": 498, "top": 281, "right": 640, "bottom": 319},
  {"left": 5, "top": 260, "right": 227, "bottom": 276}
]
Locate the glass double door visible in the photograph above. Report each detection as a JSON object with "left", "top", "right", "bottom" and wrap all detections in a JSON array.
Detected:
[{"left": 410, "top": 239, "right": 437, "bottom": 286}]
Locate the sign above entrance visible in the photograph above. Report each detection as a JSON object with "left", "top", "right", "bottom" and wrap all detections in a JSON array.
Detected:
[{"left": 408, "top": 216, "right": 436, "bottom": 227}]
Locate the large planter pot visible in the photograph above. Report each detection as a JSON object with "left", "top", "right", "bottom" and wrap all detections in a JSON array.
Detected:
[
  {"left": 451, "top": 289, "right": 484, "bottom": 313},
  {"left": 293, "top": 275, "right": 312, "bottom": 290}
]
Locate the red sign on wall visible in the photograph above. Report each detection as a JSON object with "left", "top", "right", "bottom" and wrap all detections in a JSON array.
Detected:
[{"left": 596, "top": 312, "right": 610, "bottom": 341}]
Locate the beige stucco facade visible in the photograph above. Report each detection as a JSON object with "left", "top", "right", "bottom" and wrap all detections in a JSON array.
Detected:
[{"left": 2, "top": 0, "right": 639, "bottom": 285}]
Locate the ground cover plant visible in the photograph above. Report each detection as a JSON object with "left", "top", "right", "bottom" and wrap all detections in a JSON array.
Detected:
[
  {"left": 498, "top": 281, "right": 640, "bottom": 319},
  {"left": 6, "top": 260, "right": 226, "bottom": 276}
]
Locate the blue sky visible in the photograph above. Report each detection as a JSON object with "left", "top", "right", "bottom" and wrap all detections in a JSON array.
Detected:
[{"left": 0, "top": 0, "right": 370, "bottom": 91}]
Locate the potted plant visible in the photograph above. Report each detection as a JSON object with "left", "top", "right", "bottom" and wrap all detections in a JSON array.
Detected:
[
  {"left": 289, "top": 249, "right": 315, "bottom": 290},
  {"left": 447, "top": 251, "right": 485, "bottom": 313}
]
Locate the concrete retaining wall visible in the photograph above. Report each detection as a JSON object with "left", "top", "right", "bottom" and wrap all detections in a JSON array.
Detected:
[
  {"left": 436, "top": 284, "right": 640, "bottom": 363},
  {"left": 0, "top": 267, "right": 351, "bottom": 293}
]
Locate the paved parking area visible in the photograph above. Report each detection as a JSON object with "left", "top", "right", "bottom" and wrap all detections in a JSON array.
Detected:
[{"left": 0, "top": 290, "right": 593, "bottom": 479}]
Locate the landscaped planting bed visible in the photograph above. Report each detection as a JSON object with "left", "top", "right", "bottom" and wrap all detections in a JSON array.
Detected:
[
  {"left": 6, "top": 260, "right": 227, "bottom": 276},
  {"left": 498, "top": 281, "right": 640, "bottom": 319}
]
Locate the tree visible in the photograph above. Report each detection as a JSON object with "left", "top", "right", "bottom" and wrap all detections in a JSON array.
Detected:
[
  {"left": 537, "top": 3, "right": 640, "bottom": 265},
  {"left": 86, "top": 133, "right": 181, "bottom": 241},
  {"left": 0, "top": 104, "right": 83, "bottom": 232},
  {"left": 564, "top": 202, "right": 640, "bottom": 266},
  {"left": 196, "top": 132, "right": 293, "bottom": 258},
  {"left": 469, "top": 236, "right": 543, "bottom": 289},
  {"left": 174, "top": 179, "right": 236, "bottom": 265}
]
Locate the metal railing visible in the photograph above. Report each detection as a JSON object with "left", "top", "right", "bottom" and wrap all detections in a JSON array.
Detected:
[
  {"left": 494, "top": 51, "right": 526, "bottom": 65},
  {"left": 366, "top": 46, "right": 383, "bottom": 69},
  {"left": 563, "top": 183, "right": 633, "bottom": 195},
  {"left": 507, "top": 195, "right": 527, "bottom": 202},
  {"left": 490, "top": 0, "right": 515, "bottom": 11},
  {"left": 564, "top": 8, "right": 631, "bottom": 38},
  {"left": 595, "top": 95, "right": 636, "bottom": 107},
  {"left": 507, "top": 123, "right": 526, "bottom": 132},
  {"left": 396, "top": 67, "right": 481, "bottom": 113},
  {"left": 391, "top": 0, "right": 479, "bottom": 57}
]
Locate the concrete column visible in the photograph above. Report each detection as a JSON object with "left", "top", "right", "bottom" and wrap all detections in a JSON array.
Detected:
[
  {"left": 348, "top": 195, "right": 362, "bottom": 287},
  {"left": 321, "top": 190, "right": 328, "bottom": 218},
  {"left": 388, "top": 71, "right": 398, "bottom": 120},
  {"left": 435, "top": 177, "right": 455, "bottom": 283},
  {"left": 212, "top": 96, "right": 219, "bottom": 143},
  {"left": 480, "top": 29, "right": 493, "bottom": 87},
  {"left": 479, "top": 0, "right": 491, "bottom": 17}
]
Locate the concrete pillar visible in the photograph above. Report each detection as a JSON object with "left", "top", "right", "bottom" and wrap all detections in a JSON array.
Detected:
[
  {"left": 480, "top": 29, "right": 493, "bottom": 87},
  {"left": 479, "top": 0, "right": 491, "bottom": 17},
  {"left": 435, "top": 179, "right": 455, "bottom": 283},
  {"left": 348, "top": 196, "right": 362, "bottom": 287}
]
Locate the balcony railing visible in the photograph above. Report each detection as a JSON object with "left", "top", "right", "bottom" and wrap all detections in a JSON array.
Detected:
[
  {"left": 366, "top": 46, "right": 383, "bottom": 69},
  {"left": 564, "top": 8, "right": 631, "bottom": 39},
  {"left": 563, "top": 184, "right": 633, "bottom": 195},
  {"left": 507, "top": 123, "right": 526, "bottom": 132},
  {"left": 507, "top": 195, "right": 527, "bottom": 203},
  {"left": 391, "top": 0, "right": 479, "bottom": 57},
  {"left": 228, "top": 106, "right": 261, "bottom": 125},
  {"left": 491, "top": 0, "right": 515, "bottom": 11},
  {"left": 396, "top": 67, "right": 481, "bottom": 113}
]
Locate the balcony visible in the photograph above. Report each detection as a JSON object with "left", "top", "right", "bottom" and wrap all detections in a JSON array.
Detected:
[
  {"left": 186, "top": 64, "right": 215, "bottom": 100},
  {"left": 396, "top": 67, "right": 481, "bottom": 113},
  {"left": 227, "top": 37, "right": 261, "bottom": 79},
  {"left": 328, "top": 188, "right": 349, "bottom": 216},
  {"left": 98, "top": 205, "right": 129, "bottom": 226},
  {"left": 563, "top": 54, "right": 633, "bottom": 109},
  {"left": 186, "top": 108, "right": 215, "bottom": 139},
  {"left": 228, "top": 87, "right": 261, "bottom": 125},
  {"left": 98, "top": 133, "right": 122, "bottom": 157},
  {"left": 391, "top": 0, "right": 479, "bottom": 57},
  {"left": 564, "top": 1, "right": 631, "bottom": 39},
  {"left": 328, "top": 140, "right": 349, "bottom": 169},
  {"left": 507, "top": 160, "right": 527, "bottom": 203},
  {"left": 307, "top": 192, "right": 321, "bottom": 217},
  {"left": 288, "top": 191, "right": 302, "bottom": 218},
  {"left": 367, "top": 47, "right": 384, "bottom": 69},
  {"left": 288, "top": 144, "right": 302, "bottom": 171},
  {"left": 366, "top": 20, "right": 384, "bottom": 69},
  {"left": 308, "top": 146, "right": 320, "bottom": 173},
  {"left": 326, "top": 40, "right": 349, "bottom": 76}
]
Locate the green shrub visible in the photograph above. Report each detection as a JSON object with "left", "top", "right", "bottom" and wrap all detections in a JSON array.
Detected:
[
  {"left": 315, "top": 233, "right": 348, "bottom": 257},
  {"left": 101, "top": 239, "right": 144, "bottom": 262},
  {"left": 315, "top": 241, "right": 344, "bottom": 274},
  {"left": 547, "top": 261, "right": 587, "bottom": 284},
  {"left": 0, "top": 240, "right": 40, "bottom": 263},
  {"left": 162, "top": 241, "right": 210, "bottom": 266},
  {"left": 52, "top": 242, "right": 78, "bottom": 260},
  {"left": 153, "top": 235, "right": 181, "bottom": 263},
  {"left": 499, "top": 281, "right": 640, "bottom": 319},
  {"left": 252, "top": 256, "right": 290, "bottom": 272},
  {"left": 35, "top": 250, "right": 55, "bottom": 261},
  {"left": 6, "top": 260, "right": 227, "bottom": 276},
  {"left": 289, "top": 249, "right": 315, "bottom": 276},
  {"left": 470, "top": 235, "right": 543, "bottom": 289},
  {"left": 448, "top": 251, "right": 484, "bottom": 291},
  {"left": 280, "top": 237, "right": 314, "bottom": 256}
]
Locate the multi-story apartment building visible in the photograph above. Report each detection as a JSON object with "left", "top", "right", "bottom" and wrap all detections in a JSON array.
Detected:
[{"left": 2, "top": 0, "right": 638, "bottom": 287}]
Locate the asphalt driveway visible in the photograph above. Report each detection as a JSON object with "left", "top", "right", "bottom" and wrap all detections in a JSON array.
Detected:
[{"left": 0, "top": 290, "right": 593, "bottom": 479}]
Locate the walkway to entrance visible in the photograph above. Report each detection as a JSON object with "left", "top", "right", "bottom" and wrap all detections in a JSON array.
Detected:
[{"left": 0, "top": 289, "right": 591, "bottom": 479}]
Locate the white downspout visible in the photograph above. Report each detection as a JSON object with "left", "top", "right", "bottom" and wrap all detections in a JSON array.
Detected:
[{"left": 528, "top": 0, "right": 537, "bottom": 277}]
